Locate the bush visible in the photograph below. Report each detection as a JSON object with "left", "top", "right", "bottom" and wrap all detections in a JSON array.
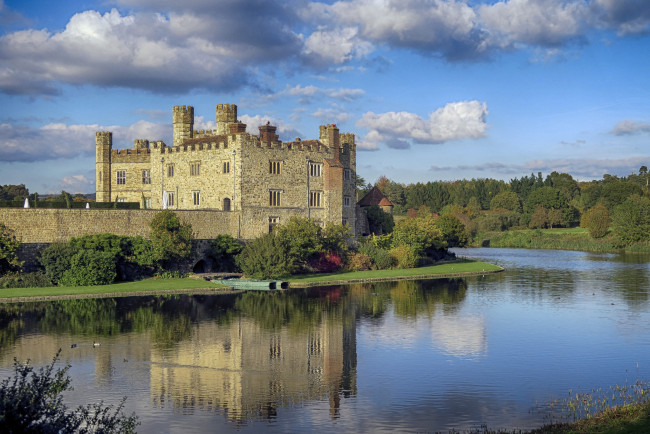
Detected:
[
  {"left": 580, "top": 204, "right": 610, "bottom": 238},
  {"left": 149, "top": 210, "right": 193, "bottom": 266},
  {"left": 435, "top": 214, "right": 469, "bottom": 247},
  {"left": 309, "top": 250, "right": 343, "bottom": 273},
  {"left": 392, "top": 214, "right": 445, "bottom": 256},
  {"left": 346, "top": 253, "right": 373, "bottom": 272},
  {"left": 39, "top": 242, "right": 78, "bottom": 285},
  {"left": 0, "top": 350, "right": 138, "bottom": 432},
  {"left": 365, "top": 205, "right": 395, "bottom": 234},
  {"left": 0, "top": 223, "right": 22, "bottom": 276},
  {"left": 389, "top": 245, "right": 419, "bottom": 269},
  {"left": 236, "top": 233, "right": 293, "bottom": 279},
  {"left": 209, "top": 234, "right": 244, "bottom": 272},
  {"left": 58, "top": 250, "right": 117, "bottom": 286},
  {"left": 0, "top": 271, "right": 52, "bottom": 289},
  {"left": 612, "top": 195, "right": 650, "bottom": 247},
  {"left": 358, "top": 242, "right": 395, "bottom": 270}
]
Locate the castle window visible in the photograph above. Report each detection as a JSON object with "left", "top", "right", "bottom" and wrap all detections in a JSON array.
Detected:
[
  {"left": 342, "top": 218, "right": 349, "bottom": 226},
  {"left": 99, "top": 171, "right": 102, "bottom": 182},
  {"left": 144, "top": 197, "right": 151, "bottom": 209},
  {"left": 190, "top": 161, "right": 200, "bottom": 176},
  {"left": 269, "top": 160, "right": 281, "bottom": 174},
  {"left": 192, "top": 191, "right": 200, "bottom": 206},
  {"left": 269, "top": 190, "right": 282, "bottom": 207},
  {"left": 344, "top": 169, "right": 352, "bottom": 181},
  {"left": 166, "top": 191, "right": 175, "bottom": 207},
  {"left": 223, "top": 197, "right": 231, "bottom": 211},
  {"left": 223, "top": 161, "right": 230, "bottom": 174},
  {"left": 309, "top": 191, "right": 322, "bottom": 207},
  {"left": 116, "top": 170, "right": 126, "bottom": 185},
  {"left": 167, "top": 164, "right": 174, "bottom": 177},
  {"left": 142, "top": 170, "right": 151, "bottom": 184},
  {"left": 269, "top": 216, "right": 279, "bottom": 233},
  {"left": 309, "top": 162, "right": 322, "bottom": 177},
  {"left": 344, "top": 195, "right": 351, "bottom": 207}
]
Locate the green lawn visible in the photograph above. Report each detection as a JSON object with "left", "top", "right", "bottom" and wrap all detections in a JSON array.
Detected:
[
  {"left": 0, "top": 277, "right": 229, "bottom": 299},
  {"left": 286, "top": 260, "right": 502, "bottom": 284}
]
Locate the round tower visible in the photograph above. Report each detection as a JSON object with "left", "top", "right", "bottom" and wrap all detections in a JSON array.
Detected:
[
  {"left": 216, "top": 103, "right": 238, "bottom": 135},
  {"left": 173, "top": 105, "right": 194, "bottom": 146}
]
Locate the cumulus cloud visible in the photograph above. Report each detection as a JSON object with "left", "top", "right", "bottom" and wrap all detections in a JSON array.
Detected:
[
  {"left": 286, "top": 84, "right": 365, "bottom": 103},
  {"left": 611, "top": 120, "right": 650, "bottom": 135},
  {"left": 591, "top": 0, "right": 650, "bottom": 34},
  {"left": 0, "top": 5, "right": 301, "bottom": 95},
  {"left": 357, "top": 101, "right": 488, "bottom": 150},
  {"left": 0, "top": 120, "right": 169, "bottom": 162},
  {"left": 59, "top": 174, "right": 94, "bottom": 194}
]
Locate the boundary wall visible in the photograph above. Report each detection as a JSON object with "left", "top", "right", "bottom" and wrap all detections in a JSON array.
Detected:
[{"left": 0, "top": 209, "right": 238, "bottom": 243}]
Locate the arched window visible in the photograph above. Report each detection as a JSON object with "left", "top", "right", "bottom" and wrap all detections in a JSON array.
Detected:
[{"left": 223, "top": 197, "right": 231, "bottom": 211}]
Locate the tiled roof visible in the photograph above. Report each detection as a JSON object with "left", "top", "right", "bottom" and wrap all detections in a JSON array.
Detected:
[{"left": 358, "top": 186, "right": 393, "bottom": 207}]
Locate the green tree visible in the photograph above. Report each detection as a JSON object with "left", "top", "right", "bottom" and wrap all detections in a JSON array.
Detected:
[
  {"left": 209, "top": 234, "right": 243, "bottom": 272},
  {"left": 490, "top": 191, "right": 522, "bottom": 212},
  {"left": 365, "top": 205, "right": 395, "bottom": 235},
  {"left": 274, "top": 217, "right": 324, "bottom": 270},
  {"left": 392, "top": 214, "right": 446, "bottom": 256},
  {"left": 149, "top": 210, "right": 193, "bottom": 265},
  {"left": 600, "top": 181, "right": 643, "bottom": 209},
  {"left": 525, "top": 186, "right": 573, "bottom": 227},
  {"left": 39, "top": 243, "right": 77, "bottom": 285},
  {"left": 59, "top": 250, "right": 117, "bottom": 286},
  {"left": 0, "top": 350, "right": 138, "bottom": 433},
  {"left": 528, "top": 205, "right": 549, "bottom": 229},
  {"left": 0, "top": 184, "right": 29, "bottom": 201},
  {"left": 236, "top": 232, "right": 293, "bottom": 279},
  {"left": 612, "top": 195, "right": 650, "bottom": 246},
  {"left": 0, "top": 223, "right": 22, "bottom": 276},
  {"left": 435, "top": 214, "right": 468, "bottom": 247},
  {"left": 580, "top": 204, "right": 610, "bottom": 238}
]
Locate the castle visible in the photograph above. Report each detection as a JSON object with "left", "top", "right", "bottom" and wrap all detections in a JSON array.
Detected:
[{"left": 96, "top": 104, "right": 358, "bottom": 238}]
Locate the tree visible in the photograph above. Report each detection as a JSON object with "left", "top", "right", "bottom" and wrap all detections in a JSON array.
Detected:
[
  {"left": 58, "top": 250, "right": 117, "bottom": 286},
  {"left": 0, "top": 223, "right": 22, "bottom": 276},
  {"left": 392, "top": 214, "right": 446, "bottom": 256},
  {"left": 528, "top": 205, "right": 549, "bottom": 229},
  {"left": 0, "top": 184, "right": 29, "bottom": 201},
  {"left": 149, "top": 210, "right": 193, "bottom": 265},
  {"left": 39, "top": 242, "right": 78, "bottom": 285},
  {"left": 365, "top": 205, "right": 395, "bottom": 235},
  {"left": 209, "top": 234, "right": 243, "bottom": 272},
  {"left": 236, "top": 232, "right": 293, "bottom": 279},
  {"left": 580, "top": 204, "right": 610, "bottom": 238},
  {"left": 435, "top": 214, "right": 468, "bottom": 247},
  {"left": 490, "top": 191, "right": 522, "bottom": 213},
  {"left": 612, "top": 195, "right": 650, "bottom": 246},
  {"left": 0, "top": 350, "right": 138, "bottom": 433},
  {"left": 600, "top": 181, "right": 643, "bottom": 209}
]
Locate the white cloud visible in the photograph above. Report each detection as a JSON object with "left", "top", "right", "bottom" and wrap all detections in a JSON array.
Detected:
[
  {"left": 59, "top": 174, "right": 94, "bottom": 194},
  {"left": 357, "top": 101, "right": 489, "bottom": 149},
  {"left": 0, "top": 120, "right": 170, "bottom": 162},
  {"left": 303, "top": 26, "right": 374, "bottom": 65},
  {"left": 611, "top": 120, "right": 650, "bottom": 135}
]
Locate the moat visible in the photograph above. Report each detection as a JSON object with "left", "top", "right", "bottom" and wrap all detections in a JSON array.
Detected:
[{"left": 1, "top": 248, "right": 649, "bottom": 432}]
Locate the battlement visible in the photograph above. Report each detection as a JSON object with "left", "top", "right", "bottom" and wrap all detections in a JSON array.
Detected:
[
  {"left": 216, "top": 104, "right": 237, "bottom": 121},
  {"left": 173, "top": 105, "right": 194, "bottom": 122},
  {"left": 134, "top": 139, "right": 150, "bottom": 149},
  {"left": 340, "top": 133, "right": 355, "bottom": 145},
  {"left": 95, "top": 131, "right": 112, "bottom": 147}
]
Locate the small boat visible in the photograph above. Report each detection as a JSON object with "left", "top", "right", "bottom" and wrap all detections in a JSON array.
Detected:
[{"left": 212, "top": 278, "right": 288, "bottom": 291}]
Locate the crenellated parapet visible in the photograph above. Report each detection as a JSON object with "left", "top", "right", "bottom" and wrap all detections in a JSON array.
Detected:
[
  {"left": 340, "top": 133, "right": 355, "bottom": 146},
  {"left": 134, "top": 139, "right": 150, "bottom": 149},
  {"left": 173, "top": 105, "right": 194, "bottom": 147},
  {"left": 95, "top": 131, "right": 113, "bottom": 147},
  {"left": 216, "top": 103, "right": 238, "bottom": 135}
]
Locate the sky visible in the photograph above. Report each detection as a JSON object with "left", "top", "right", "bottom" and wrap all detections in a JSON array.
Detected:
[{"left": 0, "top": 0, "right": 649, "bottom": 194}]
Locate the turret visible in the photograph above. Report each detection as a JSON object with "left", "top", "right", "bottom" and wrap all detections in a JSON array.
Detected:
[
  {"left": 319, "top": 124, "right": 340, "bottom": 162},
  {"left": 95, "top": 131, "right": 112, "bottom": 202},
  {"left": 216, "top": 103, "right": 238, "bottom": 135},
  {"left": 173, "top": 105, "right": 194, "bottom": 147}
]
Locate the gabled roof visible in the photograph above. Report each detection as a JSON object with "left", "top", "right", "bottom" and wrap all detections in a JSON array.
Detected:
[{"left": 358, "top": 186, "right": 393, "bottom": 207}]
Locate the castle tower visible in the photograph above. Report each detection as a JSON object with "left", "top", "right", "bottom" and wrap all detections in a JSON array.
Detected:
[
  {"left": 95, "top": 132, "right": 112, "bottom": 202},
  {"left": 216, "top": 104, "right": 237, "bottom": 135},
  {"left": 173, "top": 105, "right": 194, "bottom": 147},
  {"left": 319, "top": 124, "right": 340, "bottom": 162}
]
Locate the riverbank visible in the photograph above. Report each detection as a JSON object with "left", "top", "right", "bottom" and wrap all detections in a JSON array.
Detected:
[
  {"left": 0, "top": 260, "right": 502, "bottom": 302},
  {"left": 472, "top": 227, "right": 650, "bottom": 254}
]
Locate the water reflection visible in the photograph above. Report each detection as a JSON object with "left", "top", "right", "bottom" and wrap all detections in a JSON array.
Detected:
[{"left": 1, "top": 250, "right": 649, "bottom": 432}]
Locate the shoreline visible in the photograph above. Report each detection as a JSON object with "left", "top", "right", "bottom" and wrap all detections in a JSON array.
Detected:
[{"left": 0, "top": 266, "right": 503, "bottom": 303}]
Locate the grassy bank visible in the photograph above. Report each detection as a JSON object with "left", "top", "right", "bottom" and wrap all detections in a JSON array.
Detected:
[
  {"left": 472, "top": 227, "right": 650, "bottom": 254},
  {"left": 0, "top": 260, "right": 502, "bottom": 300},
  {"left": 0, "top": 277, "right": 230, "bottom": 301},
  {"left": 530, "top": 402, "right": 650, "bottom": 433},
  {"left": 286, "top": 259, "right": 502, "bottom": 286}
]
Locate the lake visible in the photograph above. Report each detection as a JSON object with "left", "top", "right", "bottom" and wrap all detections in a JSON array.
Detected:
[{"left": 1, "top": 248, "right": 649, "bottom": 432}]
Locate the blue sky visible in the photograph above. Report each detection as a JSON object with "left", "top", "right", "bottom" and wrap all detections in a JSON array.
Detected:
[{"left": 1, "top": 0, "right": 649, "bottom": 194}]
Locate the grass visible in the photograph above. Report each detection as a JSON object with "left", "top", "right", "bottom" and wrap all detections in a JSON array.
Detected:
[
  {"left": 286, "top": 259, "right": 502, "bottom": 284},
  {"left": 0, "top": 277, "right": 229, "bottom": 300},
  {"left": 472, "top": 227, "right": 650, "bottom": 253}
]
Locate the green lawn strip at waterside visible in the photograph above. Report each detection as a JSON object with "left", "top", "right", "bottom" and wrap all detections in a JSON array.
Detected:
[
  {"left": 0, "top": 278, "right": 231, "bottom": 302},
  {"left": 287, "top": 260, "right": 503, "bottom": 287}
]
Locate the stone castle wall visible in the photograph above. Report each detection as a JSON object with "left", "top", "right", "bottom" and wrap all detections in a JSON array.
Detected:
[{"left": 0, "top": 208, "right": 238, "bottom": 244}]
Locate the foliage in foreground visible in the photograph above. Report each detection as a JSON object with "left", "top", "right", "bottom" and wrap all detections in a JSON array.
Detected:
[
  {"left": 0, "top": 350, "right": 139, "bottom": 433},
  {"left": 0, "top": 223, "right": 22, "bottom": 276}
]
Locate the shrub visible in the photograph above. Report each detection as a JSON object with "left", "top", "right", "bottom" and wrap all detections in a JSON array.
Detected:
[
  {"left": 365, "top": 205, "right": 395, "bottom": 234},
  {"left": 0, "top": 223, "right": 22, "bottom": 276},
  {"left": 580, "top": 204, "right": 610, "bottom": 238},
  {"left": 58, "top": 250, "right": 117, "bottom": 286},
  {"left": 149, "top": 210, "right": 193, "bottom": 265},
  {"left": 273, "top": 217, "right": 323, "bottom": 271},
  {"left": 612, "top": 195, "right": 650, "bottom": 246},
  {"left": 346, "top": 252, "right": 373, "bottom": 272},
  {"left": 236, "top": 233, "right": 293, "bottom": 279},
  {"left": 0, "top": 271, "right": 52, "bottom": 289},
  {"left": 389, "top": 245, "right": 419, "bottom": 269},
  {"left": 392, "top": 214, "right": 445, "bottom": 256},
  {"left": 0, "top": 350, "right": 138, "bottom": 432},
  {"left": 309, "top": 250, "right": 343, "bottom": 273},
  {"left": 435, "top": 214, "right": 469, "bottom": 247},
  {"left": 39, "top": 242, "right": 78, "bottom": 285},
  {"left": 209, "top": 234, "right": 244, "bottom": 272},
  {"left": 358, "top": 243, "right": 395, "bottom": 270}
]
